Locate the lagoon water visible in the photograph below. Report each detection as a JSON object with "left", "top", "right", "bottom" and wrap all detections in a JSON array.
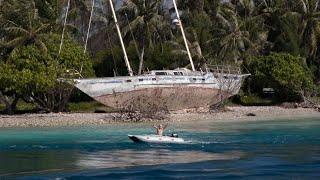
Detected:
[{"left": 0, "top": 118, "right": 320, "bottom": 179}]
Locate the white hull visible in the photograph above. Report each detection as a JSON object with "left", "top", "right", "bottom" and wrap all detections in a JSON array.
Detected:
[
  {"left": 128, "top": 135, "right": 185, "bottom": 144},
  {"left": 74, "top": 69, "right": 248, "bottom": 110}
]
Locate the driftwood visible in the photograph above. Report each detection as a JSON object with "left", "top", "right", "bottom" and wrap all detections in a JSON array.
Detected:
[
  {"left": 246, "top": 113, "right": 257, "bottom": 117},
  {"left": 281, "top": 102, "right": 299, "bottom": 109},
  {"left": 113, "top": 111, "right": 168, "bottom": 122},
  {"left": 210, "top": 70, "right": 242, "bottom": 111},
  {"left": 301, "top": 97, "right": 320, "bottom": 111},
  {"left": 114, "top": 97, "right": 169, "bottom": 121},
  {"left": 281, "top": 96, "right": 320, "bottom": 112}
]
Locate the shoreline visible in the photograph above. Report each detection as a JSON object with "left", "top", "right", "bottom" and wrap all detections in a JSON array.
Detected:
[{"left": 0, "top": 106, "right": 319, "bottom": 128}]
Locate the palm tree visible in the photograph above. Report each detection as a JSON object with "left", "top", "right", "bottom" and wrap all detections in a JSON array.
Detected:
[
  {"left": 210, "top": 2, "right": 250, "bottom": 63},
  {"left": 1, "top": 0, "right": 91, "bottom": 55},
  {"left": 34, "top": 0, "right": 65, "bottom": 22},
  {"left": 287, "top": 0, "right": 320, "bottom": 61},
  {"left": 0, "top": 0, "right": 56, "bottom": 113},
  {"left": 262, "top": 0, "right": 320, "bottom": 79},
  {"left": 235, "top": 0, "right": 270, "bottom": 56},
  {"left": 160, "top": 0, "right": 211, "bottom": 70},
  {"left": 169, "top": 29, "right": 208, "bottom": 70},
  {"left": 271, "top": 13, "right": 303, "bottom": 56},
  {"left": 118, "top": 0, "right": 172, "bottom": 74},
  {"left": 0, "top": 0, "right": 50, "bottom": 56},
  {"left": 177, "top": 0, "right": 205, "bottom": 12},
  {"left": 206, "top": 0, "right": 271, "bottom": 64}
]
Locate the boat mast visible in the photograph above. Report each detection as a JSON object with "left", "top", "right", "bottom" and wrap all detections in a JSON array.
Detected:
[
  {"left": 172, "top": 0, "right": 195, "bottom": 71},
  {"left": 108, "top": 0, "right": 133, "bottom": 76}
]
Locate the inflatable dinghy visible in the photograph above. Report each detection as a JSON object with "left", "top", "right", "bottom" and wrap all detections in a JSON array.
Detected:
[{"left": 128, "top": 134, "right": 185, "bottom": 144}]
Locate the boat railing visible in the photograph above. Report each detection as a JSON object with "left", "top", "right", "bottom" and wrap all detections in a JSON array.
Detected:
[{"left": 206, "top": 65, "right": 242, "bottom": 75}]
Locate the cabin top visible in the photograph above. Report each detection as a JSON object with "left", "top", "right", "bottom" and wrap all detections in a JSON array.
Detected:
[{"left": 147, "top": 68, "right": 204, "bottom": 76}]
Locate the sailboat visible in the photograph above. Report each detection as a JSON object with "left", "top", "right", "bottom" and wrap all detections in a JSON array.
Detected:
[{"left": 74, "top": 0, "right": 250, "bottom": 111}]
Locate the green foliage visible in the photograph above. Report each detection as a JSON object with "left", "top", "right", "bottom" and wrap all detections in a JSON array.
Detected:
[
  {"left": 94, "top": 42, "right": 187, "bottom": 76},
  {"left": 94, "top": 46, "right": 136, "bottom": 77},
  {"left": 67, "top": 101, "right": 114, "bottom": 113},
  {"left": 119, "top": 0, "right": 169, "bottom": 48},
  {"left": 0, "top": 0, "right": 51, "bottom": 54},
  {"left": 0, "top": 100, "right": 36, "bottom": 114},
  {"left": 0, "top": 103, "right": 4, "bottom": 112},
  {"left": 144, "top": 43, "right": 187, "bottom": 70},
  {"left": 47, "top": 34, "right": 94, "bottom": 77},
  {"left": 245, "top": 53, "right": 314, "bottom": 102},
  {"left": 0, "top": 34, "right": 94, "bottom": 112},
  {"left": 233, "top": 95, "right": 278, "bottom": 106},
  {"left": 2, "top": 0, "right": 320, "bottom": 112}
]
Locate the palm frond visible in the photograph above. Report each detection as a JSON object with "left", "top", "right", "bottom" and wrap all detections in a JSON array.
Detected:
[
  {"left": 171, "top": 49, "right": 188, "bottom": 56},
  {"left": 35, "top": 39, "right": 48, "bottom": 53},
  {"left": 5, "top": 27, "right": 30, "bottom": 36},
  {"left": 3, "top": 36, "right": 27, "bottom": 48},
  {"left": 34, "top": 23, "right": 50, "bottom": 34}
]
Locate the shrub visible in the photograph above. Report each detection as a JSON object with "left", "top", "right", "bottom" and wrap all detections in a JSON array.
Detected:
[
  {"left": 0, "top": 34, "right": 94, "bottom": 112},
  {"left": 244, "top": 53, "right": 314, "bottom": 102}
]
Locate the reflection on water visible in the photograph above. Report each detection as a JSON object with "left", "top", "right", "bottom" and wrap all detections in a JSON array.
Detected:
[
  {"left": 0, "top": 150, "right": 80, "bottom": 176},
  {"left": 0, "top": 118, "right": 319, "bottom": 178},
  {"left": 77, "top": 149, "right": 245, "bottom": 169}
]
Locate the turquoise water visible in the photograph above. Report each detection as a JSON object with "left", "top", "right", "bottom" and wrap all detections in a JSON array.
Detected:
[{"left": 0, "top": 118, "right": 320, "bottom": 179}]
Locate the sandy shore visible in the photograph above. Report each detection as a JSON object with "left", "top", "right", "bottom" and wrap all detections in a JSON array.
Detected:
[{"left": 0, "top": 106, "right": 319, "bottom": 128}]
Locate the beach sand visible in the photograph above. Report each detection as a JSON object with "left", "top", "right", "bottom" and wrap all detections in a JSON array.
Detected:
[{"left": 0, "top": 106, "right": 319, "bottom": 128}]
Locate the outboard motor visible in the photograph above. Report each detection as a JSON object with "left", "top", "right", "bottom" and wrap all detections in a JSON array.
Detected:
[{"left": 171, "top": 133, "right": 179, "bottom": 138}]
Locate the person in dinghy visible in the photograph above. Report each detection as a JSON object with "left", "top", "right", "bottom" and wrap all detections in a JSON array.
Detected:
[
  {"left": 153, "top": 124, "right": 168, "bottom": 136},
  {"left": 128, "top": 124, "right": 182, "bottom": 143}
]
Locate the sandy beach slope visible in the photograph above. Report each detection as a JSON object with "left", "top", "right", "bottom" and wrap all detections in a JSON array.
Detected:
[{"left": 0, "top": 106, "right": 319, "bottom": 128}]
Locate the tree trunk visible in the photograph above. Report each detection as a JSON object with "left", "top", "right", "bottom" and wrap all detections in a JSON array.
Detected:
[
  {"left": 317, "top": 62, "right": 320, "bottom": 83},
  {"left": 138, "top": 46, "right": 145, "bottom": 75},
  {"left": 57, "top": 86, "right": 74, "bottom": 112},
  {"left": 0, "top": 93, "right": 10, "bottom": 114},
  {"left": 0, "top": 92, "right": 18, "bottom": 115},
  {"left": 11, "top": 97, "right": 19, "bottom": 112},
  {"left": 0, "top": 92, "right": 9, "bottom": 107}
]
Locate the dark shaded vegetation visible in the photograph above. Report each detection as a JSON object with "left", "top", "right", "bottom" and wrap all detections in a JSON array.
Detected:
[
  {"left": 1, "top": 0, "right": 320, "bottom": 114},
  {"left": 244, "top": 53, "right": 315, "bottom": 102}
]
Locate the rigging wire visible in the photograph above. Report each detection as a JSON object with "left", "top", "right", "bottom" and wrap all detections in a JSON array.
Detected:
[
  {"left": 124, "top": 11, "right": 146, "bottom": 75},
  {"left": 84, "top": 0, "right": 95, "bottom": 54},
  {"left": 98, "top": 0, "right": 118, "bottom": 76},
  {"left": 124, "top": 12, "right": 140, "bottom": 59},
  {"left": 108, "top": 0, "right": 133, "bottom": 76},
  {"left": 59, "top": 0, "right": 70, "bottom": 55},
  {"left": 172, "top": 0, "right": 195, "bottom": 71},
  {"left": 106, "top": 30, "right": 118, "bottom": 76}
]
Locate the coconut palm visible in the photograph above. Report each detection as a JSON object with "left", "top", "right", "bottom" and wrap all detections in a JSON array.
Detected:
[
  {"left": 207, "top": 0, "right": 271, "bottom": 64},
  {"left": 0, "top": 0, "right": 90, "bottom": 56},
  {"left": 169, "top": 29, "right": 208, "bottom": 70},
  {"left": 34, "top": 0, "right": 65, "bottom": 22},
  {"left": 290, "top": 0, "right": 320, "bottom": 81},
  {"left": 287, "top": 0, "right": 320, "bottom": 60},
  {"left": 0, "top": 0, "right": 50, "bottom": 113},
  {"left": 0, "top": 0, "right": 50, "bottom": 55},
  {"left": 235, "top": 0, "right": 270, "bottom": 56},
  {"left": 177, "top": 0, "right": 205, "bottom": 12},
  {"left": 262, "top": 0, "right": 320, "bottom": 62},
  {"left": 209, "top": 2, "right": 251, "bottom": 63},
  {"left": 118, "top": 0, "right": 172, "bottom": 74},
  {"left": 164, "top": 0, "right": 211, "bottom": 69}
]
